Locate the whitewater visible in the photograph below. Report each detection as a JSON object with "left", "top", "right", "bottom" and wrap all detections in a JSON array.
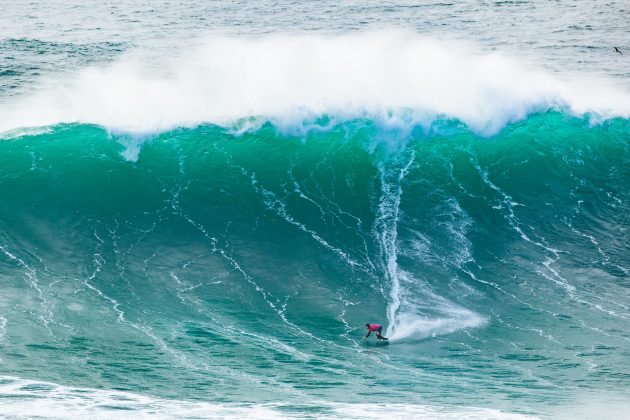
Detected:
[
  {"left": 2, "top": 31, "right": 630, "bottom": 137},
  {"left": 1, "top": 1, "right": 629, "bottom": 419}
]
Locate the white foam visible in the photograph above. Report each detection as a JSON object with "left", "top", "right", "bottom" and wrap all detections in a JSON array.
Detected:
[
  {"left": 389, "top": 307, "right": 485, "bottom": 341},
  {"left": 1, "top": 31, "right": 629, "bottom": 136},
  {"left": 374, "top": 155, "right": 484, "bottom": 341},
  {"left": 0, "top": 375, "right": 536, "bottom": 419},
  {"left": 0, "top": 315, "right": 7, "bottom": 341}
]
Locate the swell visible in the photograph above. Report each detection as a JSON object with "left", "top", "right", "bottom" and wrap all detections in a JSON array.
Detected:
[{"left": 0, "top": 113, "right": 629, "bottom": 408}]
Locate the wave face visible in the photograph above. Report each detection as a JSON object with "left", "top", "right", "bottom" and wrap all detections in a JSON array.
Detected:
[
  {"left": 2, "top": 2, "right": 630, "bottom": 415},
  {"left": 1, "top": 113, "right": 629, "bottom": 417}
]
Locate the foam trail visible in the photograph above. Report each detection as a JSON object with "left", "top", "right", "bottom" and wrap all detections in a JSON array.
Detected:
[
  {"left": 375, "top": 153, "right": 414, "bottom": 338},
  {"left": 374, "top": 154, "right": 485, "bottom": 340},
  {"left": 1, "top": 31, "right": 630, "bottom": 136}
]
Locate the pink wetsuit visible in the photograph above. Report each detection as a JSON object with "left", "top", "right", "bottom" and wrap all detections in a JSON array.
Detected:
[{"left": 368, "top": 324, "right": 381, "bottom": 332}]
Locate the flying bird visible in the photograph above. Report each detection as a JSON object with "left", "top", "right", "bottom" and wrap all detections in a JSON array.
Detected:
[{"left": 613, "top": 47, "right": 622, "bottom": 55}]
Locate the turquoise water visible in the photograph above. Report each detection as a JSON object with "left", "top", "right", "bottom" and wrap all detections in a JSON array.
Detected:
[{"left": 1, "top": 2, "right": 630, "bottom": 419}]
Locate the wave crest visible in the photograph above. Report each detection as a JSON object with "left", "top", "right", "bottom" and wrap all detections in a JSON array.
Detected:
[{"left": 1, "top": 31, "right": 629, "bottom": 136}]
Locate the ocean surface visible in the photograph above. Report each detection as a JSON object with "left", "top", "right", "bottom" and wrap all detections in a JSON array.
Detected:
[{"left": 1, "top": 1, "right": 629, "bottom": 419}]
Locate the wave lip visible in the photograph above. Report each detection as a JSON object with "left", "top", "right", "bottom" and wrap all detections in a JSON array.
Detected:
[{"left": 1, "top": 31, "right": 629, "bottom": 136}]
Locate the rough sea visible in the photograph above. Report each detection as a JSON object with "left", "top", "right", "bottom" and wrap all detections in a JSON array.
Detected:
[{"left": 1, "top": 1, "right": 629, "bottom": 419}]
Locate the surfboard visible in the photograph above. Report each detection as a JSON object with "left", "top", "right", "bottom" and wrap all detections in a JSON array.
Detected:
[{"left": 364, "top": 340, "right": 390, "bottom": 346}]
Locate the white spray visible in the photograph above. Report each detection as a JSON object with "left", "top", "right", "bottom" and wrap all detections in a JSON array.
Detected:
[{"left": 1, "top": 31, "right": 629, "bottom": 136}]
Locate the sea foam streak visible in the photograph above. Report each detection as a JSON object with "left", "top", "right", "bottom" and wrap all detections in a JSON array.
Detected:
[
  {"left": 0, "top": 376, "right": 536, "bottom": 419},
  {"left": 1, "top": 31, "right": 629, "bottom": 136}
]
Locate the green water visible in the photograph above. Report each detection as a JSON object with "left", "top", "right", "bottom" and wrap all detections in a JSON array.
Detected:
[{"left": 1, "top": 113, "right": 629, "bottom": 417}]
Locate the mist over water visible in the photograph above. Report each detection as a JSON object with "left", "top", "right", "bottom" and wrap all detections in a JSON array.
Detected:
[{"left": 1, "top": 1, "right": 630, "bottom": 419}]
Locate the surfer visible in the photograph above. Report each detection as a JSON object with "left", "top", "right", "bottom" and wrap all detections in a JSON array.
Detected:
[{"left": 364, "top": 323, "right": 388, "bottom": 340}]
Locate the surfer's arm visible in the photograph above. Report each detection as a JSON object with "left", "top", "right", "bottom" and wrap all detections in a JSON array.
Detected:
[{"left": 364, "top": 331, "right": 371, "bottom": 338}]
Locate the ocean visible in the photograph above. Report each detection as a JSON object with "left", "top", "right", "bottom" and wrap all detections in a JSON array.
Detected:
[{"left": 0, "top": 1, "right": 629, "bottom": 419}]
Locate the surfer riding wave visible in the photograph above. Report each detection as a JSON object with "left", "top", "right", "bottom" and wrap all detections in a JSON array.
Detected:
[{"left": 364, "top": 323, "right": 388, "bottom": 340}]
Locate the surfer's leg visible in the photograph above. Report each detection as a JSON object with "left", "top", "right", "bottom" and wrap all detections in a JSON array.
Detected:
[
  {"left": 376, "top": 327, "right": 388, "bottom": 340},
  {"left": 375, "top": 328, "right": 384, "bottom": 340}
]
